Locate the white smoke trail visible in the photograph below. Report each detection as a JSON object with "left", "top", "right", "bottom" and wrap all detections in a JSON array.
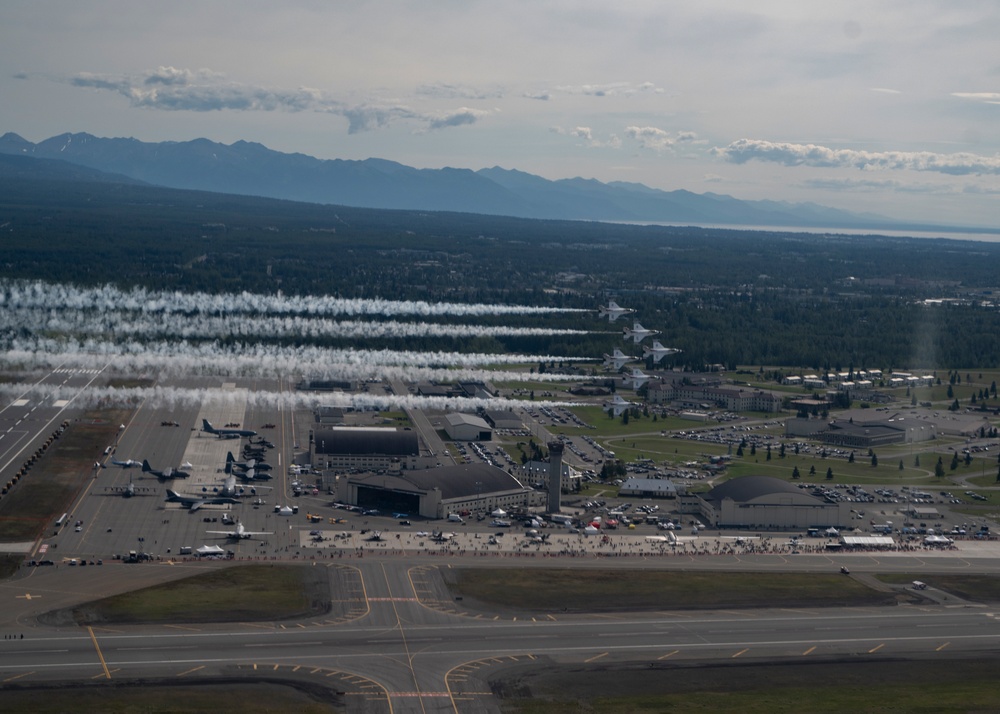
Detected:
[
  {"left": 0, "top": 280, "right": 587, "bottom": 318},
  {"left": 0, "top": 338, "right": 591, "bottom": 382},
  {"left": 0, "top": 382, "right": 582, "bottom": 412}
]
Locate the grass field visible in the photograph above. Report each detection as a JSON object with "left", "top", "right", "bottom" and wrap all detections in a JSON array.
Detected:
[
  {"left": 61, "top": 564, "right": 328, "bottom": 625},
  {"left": 446, "top": 569, "right": 905, "bottom": 613},
  {"left": 0, "top": 409, "right": 132, "bottom": 541}
]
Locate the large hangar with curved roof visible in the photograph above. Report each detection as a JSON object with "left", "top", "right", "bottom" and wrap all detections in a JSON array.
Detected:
[
  {"left": 692, "top": 475, "right": 851, "bottom": 530},
  {"left": 311, "top": 427, "right": 420, "bottom": 470},
  {"left": 335, "top": 463, "right": 545, "bottom": 519}
]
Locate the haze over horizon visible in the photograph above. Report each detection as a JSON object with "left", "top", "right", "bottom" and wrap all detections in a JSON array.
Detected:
[{"left": 2, "top": 2, "right": 998, "bottom": 228}]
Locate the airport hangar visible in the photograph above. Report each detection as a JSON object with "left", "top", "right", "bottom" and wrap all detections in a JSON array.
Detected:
[
  {"left": 310, "top": 427, "right": 421, "bottom": 471},
  {"left": 334, "top": 463, "right": 546, "bottom": 519},
  {"left": 680, "top": 475, "right": 852, "bottom": 530}
]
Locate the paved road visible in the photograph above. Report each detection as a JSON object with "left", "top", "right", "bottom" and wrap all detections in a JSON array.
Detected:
[{"left": 3, "top": 552, "right": 1000, "bottom": 713}]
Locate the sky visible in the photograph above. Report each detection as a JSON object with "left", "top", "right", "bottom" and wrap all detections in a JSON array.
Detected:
[{"left": 2, "top": 1, "right": 999, "bottom": 228}]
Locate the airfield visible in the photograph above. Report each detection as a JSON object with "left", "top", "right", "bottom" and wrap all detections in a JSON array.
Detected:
[{"left": 4, "top": 366, "right": 1000, "bottom": 712}]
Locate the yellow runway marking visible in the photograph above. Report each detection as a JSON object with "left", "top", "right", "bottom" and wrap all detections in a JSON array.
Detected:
[
  {"left": 584, "top": 652, "right": 608, "bottom": 663},
  {"left": 87, "top": 626, "right": 111, "bottom": 680},
  {"left": 803, "top": 646, "right": 816, "bottom": 656},
  {"left": 936, "top": 642, "right": 950, "bottom": 652},
  {"left": 869, "top": 643, "right": 885, "bottom": 654},
  {"left": 176, "top": 666, "right": 204, "bottom": 677},
  {"left": 658, "top": 650, "right": 680, "bottom": 660},
  {"left": 3, "top": 672, "right": 34, "bottom": 683},
  {"left": 732, "top": 648, "right": 748, "bottom": 658}
]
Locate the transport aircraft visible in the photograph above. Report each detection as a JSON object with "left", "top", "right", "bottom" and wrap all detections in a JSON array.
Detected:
[
  {"left": 202, "top": 419, "right": 257, "bottom": 438},
  {"left": 141, "top": 459, "right": 191, "bottom": 480},
  {"left": 165, "top": 489, "right": 239, "bottom": 511},
  {"left": 206, "top": 521, "right": 273, "bottom": 540}
]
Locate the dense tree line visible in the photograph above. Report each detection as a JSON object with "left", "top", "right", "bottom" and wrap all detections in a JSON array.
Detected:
[{"left": 3, "top": 174, "right": 1000, "bottom": 369}]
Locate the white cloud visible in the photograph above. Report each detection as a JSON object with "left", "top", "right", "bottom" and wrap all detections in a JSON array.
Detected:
[
  {"left": 426, "top": 107, "right": 490, "bottom": 131},
  {"left": 715, "top": 139, "right": 1000, "bottom": 176},
  {"left": 552, "top": 81, "right": 664, "bottom": 98},
  {"left": 625, "top": 126, "right": 698, "bottom": 152}
]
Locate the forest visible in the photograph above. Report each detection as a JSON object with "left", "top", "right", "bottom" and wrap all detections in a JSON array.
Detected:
[{"left": 3, "top": 171, "right": 1000, "bottom": 372}]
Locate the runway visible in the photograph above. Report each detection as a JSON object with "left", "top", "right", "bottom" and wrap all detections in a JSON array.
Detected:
[{"left": 3, "top": 554, "right": 1000, "bottom": 713}]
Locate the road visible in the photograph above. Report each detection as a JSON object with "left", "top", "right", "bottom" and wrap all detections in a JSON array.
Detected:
[{"left": 3, "top": 552, "right": 1000, "bottom": 713}]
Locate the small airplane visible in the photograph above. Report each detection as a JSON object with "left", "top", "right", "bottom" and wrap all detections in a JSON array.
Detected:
[
  {"left": 622, "top": 367, "right": 650, "bottom": 389},
  {"left": 141, "top": 459, "right": 191, "bottom": 480},
  {"left": 602, "top": 348, "right": 636, "bottom": 371},
  {"left": 623, "top": 321, "right": 659, "bottom": 344},
  {"left": 202, "top": 419, "right": 256, "bottom": 438},
  {"left": 206, "top": 522, "right": 273, "bottom": 540},
  {"left": 111, "top": 458, "right": 142, "bottom": 469},
  {"left": 165, "top": 489, "right": 239, "bottom": 511},
  {"left": 603, "top": 394, "right": 633, "bottom": 417},
  {"left": 431, "top": 531, "right": 456, "bottom": 542},
  {"left": 225, "top": 451, "right": 272, "bottom": 472},
  {"left": 642, "top": 340, "right": 682, "bottom": 363},
  {"left": 598, "top": 300, "right": 635, "bottom": 323},
  {"left": 364, "top": 531, "right": 384, "bottom": 542}
]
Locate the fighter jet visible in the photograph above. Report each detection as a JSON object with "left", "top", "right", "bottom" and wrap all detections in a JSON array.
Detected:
[
  {"left": 201, "top": 419, "right": 256, "bottom": 438},
  {"left": 622, "top": 321, "right": 659, "bottom": 344},
  {"left": 602, "top": 348, "right": 637, "bottom": 371},
  {"left": 206, "top": 522, "right": 273, "bottom": 541},
  {"left": 622, "top": 368, "right": 650, "bottom": 390},
  {"left": 603, "top": 394, "right": 633, "bottom": 417},
  {"left": 642, "top": 340, "right": 682, "bottom": 363},
  {"left": 141, "top": 459, "right": 191, "bottom": 480},
  {"left": 598, "top": 300, "right": 635, "bottom": 323}
]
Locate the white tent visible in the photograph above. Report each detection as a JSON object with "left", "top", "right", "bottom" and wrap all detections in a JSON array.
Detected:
[
  {"left": 491, "top": 508, "right": 507, "bottom": 518},
  {"left": 195, "top": 545, "right": 225, "bottom": 556}
]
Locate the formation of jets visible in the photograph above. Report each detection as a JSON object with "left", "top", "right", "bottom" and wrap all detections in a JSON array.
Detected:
[
  {"left": 622, "top": 368, "right": 650, "bottom": 390},
  {"left": 603, "top": 394, "right": 633, "bottom": 417}
]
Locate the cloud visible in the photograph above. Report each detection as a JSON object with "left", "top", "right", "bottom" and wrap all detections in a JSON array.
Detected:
[
  {"left": 869, "top": 87, "right": 902, "bottom": 94},
  {"left": 67, "top": 67, "right": 490, "bottom": 133},
  {"left": 552, "top": 126, "right": 621, "bottom": 149},
  {"left": 952, "top": 92, "right": 1000, "bottom": 105},
  {"left": 552, "top": 81, "right": 664, "bottom": 98},
  {"left": 625, "top": 126, "right": 698, "bottom": 152},
  {"left": 523, "top": 90, "right": 550, "bottom": 101},
  {"left": 415, "top": 83, "right": 503, "bottom": 100},
  {"left": 427, "top": 107, "right": 490, "bottom": 131},
  {"left": 715, "top": 139, "right": 1000, "bottom": 176}
]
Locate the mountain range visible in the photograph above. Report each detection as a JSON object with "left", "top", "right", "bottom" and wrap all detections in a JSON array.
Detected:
[{"left": 0, "top": 131, "right": 893, "bottom": 228}]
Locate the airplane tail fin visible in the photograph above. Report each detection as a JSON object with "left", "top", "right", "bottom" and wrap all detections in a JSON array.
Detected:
[
  {"left": 166, "top": 489, "right": 179, "bottom": 499},
  {"left": 202, "top": 419, "right": 215, "bottom": 433},
  {"left": 226, "top": 451, "right": 234, "bottom": 462},
  {"left": 142, "top": 459, "right": 151, "bottom": 472}
]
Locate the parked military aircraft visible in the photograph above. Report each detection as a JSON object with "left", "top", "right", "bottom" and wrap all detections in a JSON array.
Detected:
[
  {"left": 202, "top": 419, "right": 256, "bottom": 438},
  {"left": 365, "top": 531, "right": 384, "bottom": 542},
  {"left": 111, "top": 458, "right": 142, "bottom": 468},
  {"left": 598, "top": 300, "right": 635, "bottom": 322},
  {"left": 642, "top": 340, "right": 682, "bottom": 363},
  {"left": 622, "top": 321, "right": 659, "bottom": 343},
  {"left": 206, "top": 522, "right": 273, "bottom": 540},
  {"left": 141, "top": 459, "right": 191, "bottom": 480},
  {"left": 165, "top": 489, "right": 239, "bottom": 511},
  {"left": 225, "top": 451, "right": 272, "bottom": 472},
  {"left": 602, "top": 348, "right": 636, "bottom": 371}
]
